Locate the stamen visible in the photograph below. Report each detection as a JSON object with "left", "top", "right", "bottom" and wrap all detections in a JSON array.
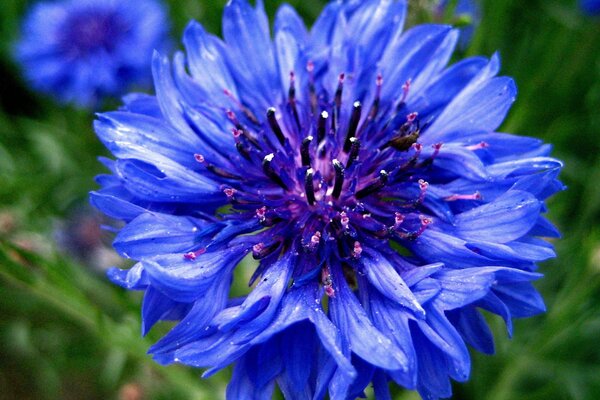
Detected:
[
  {"left": 256, "top": 206, "right": 267, "bottom": 223},
  {"left": 332, "top": 73, "right": 345, "bottom": 132},
  {"left": 355, "top": 170, "right": 388, "bottom": 199},
  {"left": 301, "top": 136, "right": 313, "bottom": 167},
  {"left": 445, "top": 192, "right": 482, "bottom": 201},
  {"left": 401, "top": 79, "right": 411, "bottom": 103},
  {"left": 224, "top": 187, "right": 236, "bottom": 197},
  {"left": 262, "top": 153, "right": 288, "bottom": 190},
  {"left": 227, "top": 110, "right": 262, "bottom": 150},
  {"left": 344, "top": 101, "right": 362, "bottom": 152},
  {"left": 195, "top": 153, "right": 242, "bottom": 179},
  {"left": 183, "top": 248, "right": 206, "bottom": 260},
  {"left": 466, "top": 141, "right": 489, "bottom": 151},
  {"left": 322, "top": 265, "right": 335, "bottom": 297},
  {"left": 369, "top": 73, "right": 383, "bottom": 120},
  {"left": 351, "top": 241, "right": 363, "bottom": 258},
  {"left": 224, "top": 89, "right": 260, "bottom": 125},
  {"left": 346, "top": 137, "right": 360, "bottom": 169},
  {"left": 266, "top": 107, "right": 286, "bottom": 145},
  {"left": 394, "top": 212, "right": 405, "bottom": 229},
  {"left": 332, "top": 159, "right": 345, "bottom": 199},
  {"left": 340, "top": 211, "right": 350, "bottom": 230},
  {"left": 305, "top": 168, "right": 316, "bottom": 205},
  {"left": 252, "top": 242, "right": 280, "bottom": 259},
  {"left": 416, "top": 179, "right": 429, "bottom": 205},
  {"left": 317, "top": 111, "right": 328, "bottom": 143}
]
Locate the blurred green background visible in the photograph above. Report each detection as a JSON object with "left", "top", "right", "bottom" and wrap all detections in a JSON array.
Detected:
[{"left": 1, "top": 0, "right": 599, "bottom": 399}]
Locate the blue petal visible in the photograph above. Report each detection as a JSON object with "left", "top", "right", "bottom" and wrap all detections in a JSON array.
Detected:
[
  {"left": 141, "top": 287, "right": 191, "bottom": 336},
  {"left": 361, "top": 249, "right": 426, "bottom": 317},
  {"left": 183, "top": 21, "right": 238, "bottom": 100},
  {"left": 107, "top": 262, "right": 148, "bottom": 290},
  {"left": 448, "top": 306, "right": 495, "bottom": 354},
  {"left": 329, "top": 263, "right": 409, "bottom": 371},
  {"left": 143, "top": 245, "right": 249, "bottom": 302},
  {"left": 454, "top": 190, "right": 541, "bottom": 243}
]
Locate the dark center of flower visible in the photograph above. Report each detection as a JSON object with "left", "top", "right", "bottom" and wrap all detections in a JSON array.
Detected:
[
  {"left": 60, "top": 10, "right": 129, "bottom": 56},
  {"left": 191, "top": 65, "right": 451, "bottom": 295}
]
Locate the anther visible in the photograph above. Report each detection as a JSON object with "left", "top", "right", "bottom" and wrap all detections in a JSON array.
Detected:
[
  {"left": 305, "top": 168, "right": 316, "bottom": 205},
  {"left": 394, "top": 212, "right": 405, "bottom": 229},
  {"left": 266, "top": 107, "right": 286, "bottom": 145},
  {"left": 310, "top": 231, "right": 321, "bottom": 248},
  {"left": 332, "top": 73, "right": 345, "bottom": 132},
  {"left": 344, "top": 101, "right": 362, "bottom": 152},
  {"left": 317, "top": 111, "right": 328, "bottom": 143},
  {"left": 346, "top": 137, "right": 360, "bottom": 169},
  {"left": 301, "top": 136, "right": 313, "bottom": 166},
  {"left": 445, "top": 192, "right": 482, "bottom": 201},
  {"left": 262, "top": 153, "right": 288, "bottom": 190},
  {"left": 415, "top": 179, "right": 429, "bottom": 206},
  {"left": 332, "top": 159, "right": 345, "bottom": 199},
  {"left": 355, "top": 170, "right": 388, "bottom": 199}
]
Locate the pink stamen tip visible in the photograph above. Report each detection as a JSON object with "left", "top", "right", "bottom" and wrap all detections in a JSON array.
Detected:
[
  {"left": 194, "top": 154, "right": 205, "bottom": 163},
  {"left": 376, "top": 73, "right": 383, "bottom": 86},
  {"left": 352, "top": 241, "right": 363, "bottom": 258},
  {"left": 183, "top": 252, "right": 196, "bottom": 260},
  {"left": 419, "top": 179, "right": 429, "bottom": 190},
  {"left": 232, "top": 128, "right": 242, "bottom": 138},
  {"left": 311, "top": 231, "right": 321, "bottom": 245},
  {"left": 306, "top": 61, "right": 314, "bottom": 72},
  {"left": 407, "top": 112, "right": 418, "bottom": 122},
  {"left": 445, "top": 192, "right": 483, "bottom": 202},
  {"left": 324, "top": 286, "right": 336, "bottom": 297},
  {"left": 226, "top": 110, "right": 235, "bottom": 120},
  {"left": 395, "top": 212, "right": 405, "bottom": 225},
  {"left": 223, "top": 89, "right": 232, "bottom": 96},
  {"left": 253, "top": 243, "right": 264, "bottom": 253},
  {"left": 340, "top": 212, "right": 350, "bottom": 229},
  {"left": 256, "top": 206, "right": 267, "bottom": 219},
  {"left": 223, "top": 188, "right": 236, "bottom": 198},
  {"left": 412, "top": 143, "right": 423, "bottom": 152},
  {"left": 339, "top": 73, "right": 345, "bottom": 82},
  {"left": 466, "top": 141, "right": 490, "bottom": 151},
  {"left": 420, "top": 215, "right": 433, "bottom": 226},
  {"left": 290, "top": 71, "right": 295, "bottom": 81}
]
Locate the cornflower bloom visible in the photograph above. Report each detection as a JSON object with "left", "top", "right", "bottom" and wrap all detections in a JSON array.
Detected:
[
  {"left": 93, "top": 1, "right": 563, "bottom": 398},
  {"left": 15, "top": 0, "right": 169, "bottom": 107}
]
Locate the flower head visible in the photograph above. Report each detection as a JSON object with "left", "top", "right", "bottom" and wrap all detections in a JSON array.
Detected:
[
  {"left": 92, "top": 1, "right": 563, "bottom": 398},
  {"left": 15, "top": 0, "right": 169, "bottom": 107},
  {"left": 580, "top": 0, "right": 600, "bottom": 15}
]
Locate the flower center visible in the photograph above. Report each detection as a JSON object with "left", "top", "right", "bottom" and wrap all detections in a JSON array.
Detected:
[{"left": 60, "top": 10, "right": 129, "bottom": 55}]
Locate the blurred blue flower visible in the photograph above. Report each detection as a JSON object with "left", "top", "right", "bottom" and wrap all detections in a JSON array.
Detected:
[
  {"left": 436, "top": 0, "right": 481, "bottom": 49},
  {"left": 580, "top": 0, "right": 600, "bottom": 15},
  {"left": 15, "top": 0, "right": 169, "bottom": 107},
  {"left": 92, "top": 0, "right": 563, "bottom": 398}
]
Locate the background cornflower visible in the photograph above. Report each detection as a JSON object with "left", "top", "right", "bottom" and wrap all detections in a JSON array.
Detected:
[{"left": 14, "top": 0, "right": 169, "bottom": 107}]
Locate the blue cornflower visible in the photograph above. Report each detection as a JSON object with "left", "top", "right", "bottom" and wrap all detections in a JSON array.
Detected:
[
  {"left": 15, "top": 0, "right": 169, "bottom": 107},
  {"left": 92, "top": 1, "right": 563, "bottom": 399},
  {"left": 580, "top": 0, "right": 600, "bottom": 15}
]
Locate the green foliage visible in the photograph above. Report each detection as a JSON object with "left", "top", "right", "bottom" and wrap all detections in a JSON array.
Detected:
[{"left": 0, "top": 0, "right": 599, "bottom": 399}]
